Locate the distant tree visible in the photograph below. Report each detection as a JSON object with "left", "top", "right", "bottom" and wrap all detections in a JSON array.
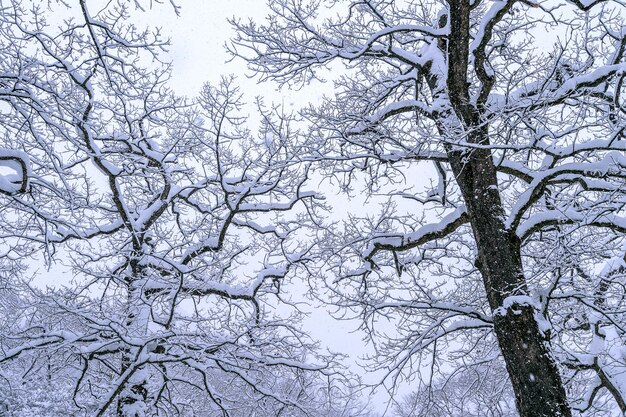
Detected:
[
  {"left": 232, "top": 1, "right": 626, "bottom": 416},
  {"left": 0, "top": 1, "right": 366, "bottom": 416}
]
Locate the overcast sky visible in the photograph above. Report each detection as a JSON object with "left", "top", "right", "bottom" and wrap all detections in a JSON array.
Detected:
[{"left": 142, "top": 1, "right": 330, "bottom": 104}]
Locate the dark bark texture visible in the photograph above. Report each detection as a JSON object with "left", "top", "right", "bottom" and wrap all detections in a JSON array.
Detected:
[{"left": 443, "top": 2, "right": 572, "bottom": 416}]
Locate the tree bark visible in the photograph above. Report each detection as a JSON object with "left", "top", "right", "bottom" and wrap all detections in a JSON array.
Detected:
[
  {"left": 443, "top": 1, "right": 572, "bottom": 416},
  {"left": 117, "top": 271, "right": 149, "bottom": 417},
  {"left": 448, "top": 146, "right": 571, "bottom": 417}
]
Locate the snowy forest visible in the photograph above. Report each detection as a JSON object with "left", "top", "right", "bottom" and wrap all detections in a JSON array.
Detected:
[{"left": 0, "top": 0, "right": 625, "bottom": 416}]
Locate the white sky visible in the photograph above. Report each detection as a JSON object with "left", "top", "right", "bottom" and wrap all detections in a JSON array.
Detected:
[{"left": 148, "top": 0, "right": 330, "bottom": 103}]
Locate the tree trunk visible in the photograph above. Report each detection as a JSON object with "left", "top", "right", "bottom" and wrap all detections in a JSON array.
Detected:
[
  {"left": 448, "top": 145, "right": 571, "bottom": 417},
  {"left": 117, "top": 273, "right": 149, "bottom": 417},
  {"left": 441, "top": 2, "right": 572, "bottom": 415},
  {"left": 117, "top": 374, "right": 148, "bottom": 417}
]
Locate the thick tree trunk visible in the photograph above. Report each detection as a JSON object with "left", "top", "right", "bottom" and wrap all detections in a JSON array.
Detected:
[
  {"left": 441, "top": 2, "right": 572, "bottom": 415},
  {"left": 448, "top": 145, "right": 571, "bottom": 417}
]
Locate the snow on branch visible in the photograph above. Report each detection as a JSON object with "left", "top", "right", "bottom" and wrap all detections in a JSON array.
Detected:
[
  {"left": 518, "top": 210, "right": 626, "bottom": 241},
  {"left": 0, "top": 150, "right": 29, "bottom": 195},
  {"left": 362, "top": 206, "right": 468, "bottom": 265}
]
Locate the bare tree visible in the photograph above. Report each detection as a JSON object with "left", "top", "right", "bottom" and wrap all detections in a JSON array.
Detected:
[
  {"left": 0, "top": 1, "right": 365, "bottom": 416},
  {"left": 232, "top": 1, "right": 626, "bottom": 415}
]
